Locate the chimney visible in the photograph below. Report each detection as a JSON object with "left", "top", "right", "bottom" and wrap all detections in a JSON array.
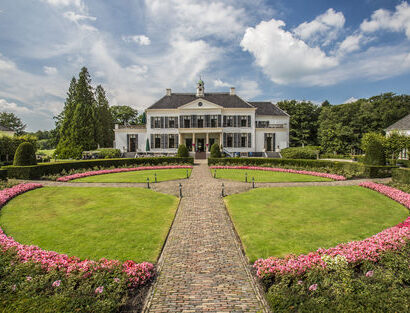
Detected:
[
  {"left": 230, "top": 87, "right": 235, "bottom": 95},
  {"left": 166, "top": 88, "right": 172, "bottom": 96},
  {"left": 114, "top": 124, "right": 119, "bottom": 129}
]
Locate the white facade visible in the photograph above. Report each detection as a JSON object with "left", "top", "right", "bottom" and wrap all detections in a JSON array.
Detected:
[{"left": 114, "top": 83, "right": 290, "bottom": 157}]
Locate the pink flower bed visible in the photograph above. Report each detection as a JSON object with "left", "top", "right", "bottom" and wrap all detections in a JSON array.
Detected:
[
  {"left": 255, "top": 217, "right": 409, "bottom": 278},
  {"left": 359, "top": 182, "right": 410, "bottom": 209},
  {"left": 57, "top": 165, "right": 193, "bottom": 182},
  {"left": 254, "top": 183, "right": 410, "bottom": 279},
  {"left": 0, "top": 184, "right": 154, "bottom": 287},
  {"left": 210, "top": 165, "right": 346, "bottom": 181}
]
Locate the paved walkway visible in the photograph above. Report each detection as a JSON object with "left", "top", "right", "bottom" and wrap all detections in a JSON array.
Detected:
[{"left": 143, "top": 160, "right": 268, "bottom": 312}]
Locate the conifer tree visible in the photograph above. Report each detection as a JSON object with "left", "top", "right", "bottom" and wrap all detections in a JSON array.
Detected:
[{"left": 95, "top": 85, "right": 114, "bottom": 147}]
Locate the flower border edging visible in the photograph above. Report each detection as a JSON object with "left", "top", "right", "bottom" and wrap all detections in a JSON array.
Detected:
[
  {"left": 210, "top": 165, "right": 346, "bottom": 181},
  {"left": 254, "top": 182, "right": 409, "bottom": 279},
  {"left": 57, "top": 165, "right": 193, "bottom": 182},
  {"left": 0, "top": 183, "right": 154, "bottom": 287}
]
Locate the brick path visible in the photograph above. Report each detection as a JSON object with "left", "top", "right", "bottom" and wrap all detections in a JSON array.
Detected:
[{"left": 143, "top": 160, "right": 268, "bottom": 312}]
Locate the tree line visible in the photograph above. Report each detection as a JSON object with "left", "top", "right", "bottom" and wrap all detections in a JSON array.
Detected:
[{"left": 277, "top": 93, "right": 410, "bottom": 154}]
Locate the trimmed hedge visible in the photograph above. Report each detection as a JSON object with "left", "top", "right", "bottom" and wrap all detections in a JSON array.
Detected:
[
  {"left": 392, "top": 168, "right": 410, "bottom": 184},
  {"left": 280, "top": 147, "right": 318, "bottom": 159},
  {"left": 208, "top": 158, "right": 396, "bottom": 178},
  {"left": 13, "top": 142, "right": 37, "bottom": 166},
  {"left": 4, "top": 157, "right": 194, "bottom": 179},
  {"left": 0, "top": 169, "right": 7, "bottom": 181}
]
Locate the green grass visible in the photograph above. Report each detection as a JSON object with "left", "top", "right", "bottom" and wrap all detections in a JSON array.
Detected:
[
  {"left": 37, "top": 149, "right": 55, "bottom": 157},
  {"left": 0, "top": 187, "right": 179, "bottom": 263},
  {"left": 73, "top": 168, "right": 192, "bottom": 183},
  {"left": 225, "top": 186, "right": 409, "bottom": 262},
  {"left": 212, "top": 168, "right": 332, "bottom": 182}
]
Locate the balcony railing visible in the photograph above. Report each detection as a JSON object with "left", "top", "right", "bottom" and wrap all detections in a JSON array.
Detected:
[{"left": 256, "top": 122, "right": 285, "bottom": 128}]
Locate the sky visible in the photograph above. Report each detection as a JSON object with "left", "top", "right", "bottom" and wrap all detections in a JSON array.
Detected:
[{"left": 1, "top": 0, "right": 410, "bottom": 131}]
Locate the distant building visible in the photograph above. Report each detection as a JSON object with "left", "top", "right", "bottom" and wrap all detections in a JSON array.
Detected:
[
  {"left": 114, "top": 80, "right": 290, "bottom": 158},
  {"left": 385, "top": 113, "right": 410, "bottom": 159},
  {"left": 0, "top": 125, "right": 14, "bottom": 137}
]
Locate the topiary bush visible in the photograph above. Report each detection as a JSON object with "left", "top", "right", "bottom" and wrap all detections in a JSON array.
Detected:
[
  {"left": 281, "top": 146, "right": 318, "bottom": 159},
  {"left": 177, "top": 144, "right": 189, "bottom": 158},
  {"left": 13, "top": 142, "right": 37, "bottom": 166},
  {"left": 210, "top": 143, "right": 221, "bottom": 158},
  {"left": 362, "top": 133, "right": 386, "bottom": 165},
  {"left": 97, "top": 148, "right": 121, "bottom": 159}
]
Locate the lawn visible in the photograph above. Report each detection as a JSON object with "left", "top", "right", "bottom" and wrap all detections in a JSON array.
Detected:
[
  {"left": 225, "top": 186, "right": 409, "bottom": 262},
  {"left": 212, "top": 168, "right": 332, "bottom": 182},
  {"left": 73, "top": 168, "right": 192, "bottom": 183},
  {"left": 0, "top": 187, "right": 179, "bottom": 263}
]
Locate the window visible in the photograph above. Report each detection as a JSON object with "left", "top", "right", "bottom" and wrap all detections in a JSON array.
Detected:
[
  {"left": 240, "top": 116, "right": 247, "bottom": 127},
  {"left": 197, "top": 116, "right": 204, "bottom": 128},
  {"left": 241, "top": 133, "right": 247, "bottom": 147},
  {"left": 227, "top": 133, "right": 233, "bottom": 147},
  {"left": 154, "top": 117, "right": 161, "bottom": 128},
  {"left": 169, "top": 134, "right": 176, "bottom": 148},
  {"left": 184, "top": 117, "right": 190, "bottom": 128},
  {"left": 226, "top": 116, "right": 233, "bottom": 127},
  {"left": 154, "top": 134, "right": 161, "bottom": 148},
  {"left": 210, "top": 115, "right": 217, "bottom": 127},
  {"left": 168, "top": 118, "right": 175, "bottom": 128}
]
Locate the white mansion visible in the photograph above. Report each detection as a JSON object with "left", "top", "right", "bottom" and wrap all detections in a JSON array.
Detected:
[{"left": 114, "top": 80, "right": 290, "bottom": 158}]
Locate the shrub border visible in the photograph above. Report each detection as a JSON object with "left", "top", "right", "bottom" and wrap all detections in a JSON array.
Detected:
[
  {"left": 0, "top": 183, "right": 155, "bottom": 287},
  {"left": 4, "top": 157, "right": 194, "bottom": 180}
]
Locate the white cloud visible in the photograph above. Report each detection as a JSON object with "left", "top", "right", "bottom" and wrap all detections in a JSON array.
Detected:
[
  {"left": 0, "top": 53, "right": 16, "bottom": 71},
  {"left": 63, "top": 11, "right": 96, "bottom": 23},
  {"left": 344, "top": 97, "right": 358, "bottom": 103},
  {"left": 122, "top": 35, "right": 151, "bottom": 46},
  {"left": 338, "top": 34, "right": 363, "bottom": 54},
  {"left": 237, "top": 80, "right": 262, "bottom": 99},
  {"left": 360, "top": 2, "right": 410, "bottom": 38},
  {"left": 0, "top": 99, "right": 32, "bottom": 113},
  {"left": 240, "top": 19, "right": 338, "bottom": 85},
  {"left": 293, "top": 8, "right": 345, "bottom": 45},
  {"left": 43, "top": 66, "right": 58, "bottom": 75},
  {"left": 213, "top": 79, "right": 231, "bottom": 88},
  {"left": 42, "top": 0, "right": 84, "bottom": 10},
  {"left": 145, "top": 0, "right": 246, "bottom": 40}
]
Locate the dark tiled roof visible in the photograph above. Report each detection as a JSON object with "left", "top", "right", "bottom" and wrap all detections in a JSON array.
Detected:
[
  {"left": 0, "top": 125, "right": 13, "bottom": 132},
  {"left": 248, "top": 102, "right": 289, "bottom": 116},
  {"left": 147, "top": 93, "right": 254, "bottom": 109},
  {"left": 386, "top": 113, "right": 410, "bottom": 131}
]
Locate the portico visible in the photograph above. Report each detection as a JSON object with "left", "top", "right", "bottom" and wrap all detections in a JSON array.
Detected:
[{"left": 179, "top": 129, "right": 222, "bottom": 152}]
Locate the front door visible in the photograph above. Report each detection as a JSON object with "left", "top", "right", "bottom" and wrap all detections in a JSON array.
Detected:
[
  {"left": 186, "top": 138, "right": 192, "bottom": 151},
  {"left": 197, "top": 138, "right": 205, "bottom": 152}
]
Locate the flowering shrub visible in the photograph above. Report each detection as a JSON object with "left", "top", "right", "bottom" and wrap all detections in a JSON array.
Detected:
[
  {"left": 0, "top": 184, "right": 155, "bottom": 288},
  {"left": 359, "top": 181, "right": 410, "bottom": 209},
  {"left": 57, "top": 165, "right": 193, "bottom": 182},
  {"left": 254, "top": 216, "right": 409, "bottom": 279},
  {"left": 210, "top": 165, "right": 346, "bottom": 181}
]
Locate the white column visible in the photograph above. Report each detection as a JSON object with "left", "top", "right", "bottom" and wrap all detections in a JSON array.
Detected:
[
  {"left": 192, "top": 133, "right": 196, "bottom": 151},
  {"left": 206, "top": 133, "right": 209, "bottom": 151},
  {"left": 219, "top": 133, "right": 223, "bottom": 146},
  {"left": 178, "top": 133, "right": 182, "bottom": 147}
]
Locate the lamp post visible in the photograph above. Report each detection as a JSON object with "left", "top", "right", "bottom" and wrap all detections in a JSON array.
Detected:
[
  {"left": 179, "top": 183, "right": 182, "bottom": 198},
  {"left": 221, "top": 183, "right": 225, "bottom": 197},
  {"left": 147, "top": 177, "right": 150, "bottom": 189},
  {"left": 186, "top": 169, "right": 189, "bottom": 179},
  {"left": 154, "top": 173, "right": 157, "bottom": 183},
  {"left": 245, "top": 172, "right": 247, "bottom": 182},
  {"left": 252, "top": 177, "right": 255, "bottom": 188}
]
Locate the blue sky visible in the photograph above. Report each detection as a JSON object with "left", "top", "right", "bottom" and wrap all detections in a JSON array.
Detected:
[{"left": 0, "top": 0, "right": 410, "bottom": 131}]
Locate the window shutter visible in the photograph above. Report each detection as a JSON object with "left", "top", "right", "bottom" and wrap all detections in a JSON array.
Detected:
[
  {"left": 247, "top": 116, "right": 251, "bottom": 127},
  {"left": 264, "top": 133, "right": 267, "bottom": 150},
  {"left": 160, "top": 117, "right": 164, "bottom": 128},
  {"left": 192, "top": 115, "right": 197, "bottom": 128},
  {"left": 150, "top": 117, "right": 154, "bottom": 128},
  {"left": 205, "top": 115, "right": 210, "bottom": 128},
  {"left": 223, "top": 133, "right": 227, "bottom": 147},
  {"left": 176, "top": 134, "right": 179, "bottom": 147},
  {"left": 233, "top": 133, "right": 238, "bottom": 148},
  {"left": 218, "top": 115, "right": 222, "bottom": 127},
  {"left": 273, "top": 133, "right": 276, "bottom": 151},
  {"left": 223, "top": 116, "right": 227, "bottom": 127},
  {"left": 161, "top": 134, "right": 166, "bottom": 149},
  {"left": 175, "top": 117, "right": 179, "bottom": 128},
  {"left": 248, "top": 133, "right": 251, "bottom": 148},
  {"left": 150, "top": 134, "right": 154, "bottom": 149},
  {"left": 165, "top": 117, "right": 169, "bottom": 128},
  {"left": 180, "top": 116, "right": 183, "bottom": 128},
  {"left": 126, "top": 134, "right": 130, "bottom": 152}
]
